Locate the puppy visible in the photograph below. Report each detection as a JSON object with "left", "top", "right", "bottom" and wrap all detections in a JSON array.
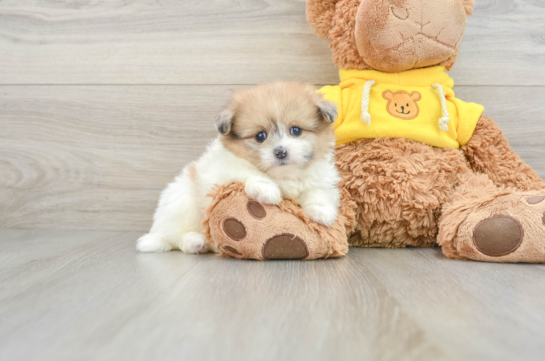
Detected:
[{"left": 137, "top": 82, "right": 341, "bottom": 253}]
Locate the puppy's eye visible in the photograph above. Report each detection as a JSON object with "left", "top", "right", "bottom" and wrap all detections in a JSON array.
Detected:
[
  {"left": 255, "top": 131, "right": 267, "bottom": 143},
  {"left": 290, "top": 126, "right": 302, "bottom": 137}
]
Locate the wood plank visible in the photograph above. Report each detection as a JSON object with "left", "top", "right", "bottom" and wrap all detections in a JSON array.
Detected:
[
  {"left": 0, "top": 0, "right": 545, "bottom": 86},
  {"left": 1, "top": 85, "right": 544, "bottom": 231},
  {"left": 351, "top": 248, "right": 545, "bottom": 360},
  {"left": 1, "top": 230, "right": 545, "bottom": 360},
  {"left": 0, "top": 85, "right": 232, "bottom": 231}
]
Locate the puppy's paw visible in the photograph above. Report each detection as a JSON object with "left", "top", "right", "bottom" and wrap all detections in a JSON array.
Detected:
[
  {"left": 303, "top": 203, "right": 338, "bottom": 227},
  {"left": 137, "top": 233, "right": 173, "bottom": 253},
  {"left": 180, "top": 232, "right": 209, "bottom": 254},
  {"left": 245, "top": 179, "right": 282, "bottom": 205}
]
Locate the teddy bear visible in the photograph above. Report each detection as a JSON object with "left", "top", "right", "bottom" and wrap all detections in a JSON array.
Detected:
[{"left": 204, "top": 0, "right": 545, "bottom": 263}]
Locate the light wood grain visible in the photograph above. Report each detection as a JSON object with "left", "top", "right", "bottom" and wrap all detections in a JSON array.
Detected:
[
  {"left": 1, "top": 85, "right": 544, "bottom": 231},
  {"left": 1, "top": 230, "right": 544, "bottom": 361},
  {"left": 1, "top": 0, "right": 545, "bottom": 86},
  {"left": 356, "top": 247, "right": 545, "bottom": 360},
  {"left": 0, "top": 85, "right": 233, "bottom": 231}
]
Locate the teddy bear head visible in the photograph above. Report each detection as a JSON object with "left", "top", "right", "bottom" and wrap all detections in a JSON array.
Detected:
[{"left": 307, "top": 0, "right": 475, "bottom": 73}]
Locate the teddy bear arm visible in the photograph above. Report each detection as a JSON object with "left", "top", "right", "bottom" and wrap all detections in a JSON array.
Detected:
[{"left": 461, "top": 115, "right": 545, "bottom": 191}]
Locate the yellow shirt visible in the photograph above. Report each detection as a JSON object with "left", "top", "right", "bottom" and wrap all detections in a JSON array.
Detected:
[{"left": 319, "top": 66, "right": 484, "bottom": 149}]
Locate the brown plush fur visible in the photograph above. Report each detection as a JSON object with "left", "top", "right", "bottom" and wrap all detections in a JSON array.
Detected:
[
  {"left": 307, "top": 0, "right": 473, "bottom": 72},
  {"left": 306, "top": 0, "right": 340, "bottom": 39},
  {"left": 335, "top": 116, "right": 545, "bottom": 254},
  {"left": 335, "top": 137, "right": 471, "bottom": 248}
]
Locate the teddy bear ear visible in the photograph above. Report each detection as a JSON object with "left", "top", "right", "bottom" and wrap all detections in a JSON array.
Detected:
[
  {"left": 461, "top": 0, "right": 475, "bottom": 16},
  {"left": 306, "top": 0, "right": 340, "bottom": 39}
]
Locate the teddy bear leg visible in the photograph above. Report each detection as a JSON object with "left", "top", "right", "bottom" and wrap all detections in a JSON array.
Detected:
[
  {"left": 202, "top": 182, "right": 356, "bottom": 261},
  {"left": 438, "top": 173, "right": 545, "bottom": 263}
]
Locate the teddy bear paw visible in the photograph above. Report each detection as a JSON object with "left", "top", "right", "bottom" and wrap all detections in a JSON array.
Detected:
[
  {"left": 204, "top": 183, "right": 350, "bottom": 261},
  {"left": 216, "top": 201, "right": 310, "bottom": 260},
  {"left": 442, "top": 192, "right": 545, "bottom": 263}
]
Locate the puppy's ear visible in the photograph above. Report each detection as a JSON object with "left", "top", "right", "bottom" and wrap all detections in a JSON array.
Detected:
[
  {"left": 461, "top": 0, "right": 475, "bottom": 16},
  {"left": 214, "top": 108, "right": 235, "bottom": 135},
  {"left": 317, "top": 99, "right": 338, "bottom": 123}
]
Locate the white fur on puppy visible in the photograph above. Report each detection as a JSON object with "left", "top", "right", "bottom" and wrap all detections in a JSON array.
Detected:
[
  {"left": 137, "top": 82, "right": 341, "bottom": 253},
  {"left": 245, "top": 177, "right": 283, "bottom": 205}
]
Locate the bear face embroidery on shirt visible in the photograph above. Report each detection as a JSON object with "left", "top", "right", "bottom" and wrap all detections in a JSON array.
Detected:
[{"left": 383, "top": 90, "right": 422, "bottom": 120}]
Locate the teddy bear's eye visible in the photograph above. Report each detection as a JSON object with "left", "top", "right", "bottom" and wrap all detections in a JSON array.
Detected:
[
  {"left": 395, "top": 103, "right": 397, "bottom": 107},
  {"left": 407, "top": 103, "right": 409, "bottom": 107}
]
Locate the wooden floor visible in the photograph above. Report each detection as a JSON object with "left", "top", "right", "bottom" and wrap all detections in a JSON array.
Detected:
[
  {"left": 1, "top": 229, "right": 545, "bottom": 361},
  {"left": 2, "top": 1, "right": 545, "bottom": 360}
]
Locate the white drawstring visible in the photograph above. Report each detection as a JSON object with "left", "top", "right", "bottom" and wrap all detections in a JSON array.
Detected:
[
  {"left": 360, "top": 80, "right": 375, "bottom": 126},
  {"left": 432, "top": 83, "right": 450, "bottom": 131}
]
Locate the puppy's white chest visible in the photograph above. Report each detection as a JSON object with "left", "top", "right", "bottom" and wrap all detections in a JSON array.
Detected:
[{"left": 276, "top": 180, "right": 304, "bottom": 200}]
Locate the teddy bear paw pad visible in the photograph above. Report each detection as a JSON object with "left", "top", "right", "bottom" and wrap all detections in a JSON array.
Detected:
[
  {"left": 222, "top": 245, "right": 242, "bottom": 256},
  {"left": 473, "top": 215, "right": 523, "bottom": 257},
  {"left": 262, "top": 234, "right": 309, "bottom": 260},
  {"left": 526, "top": 196, "right": 545, "bottom": 204},
  {"left": 223, "top": 218, "right": 246, "bottom": 240},
  {"left": 247, "top": 201, "right": 266, "bottom": 219}
]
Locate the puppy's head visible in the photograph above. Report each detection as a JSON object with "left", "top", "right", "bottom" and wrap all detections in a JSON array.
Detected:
[{"left": 215, "top": 82, "right": 338, "bottom": 176}]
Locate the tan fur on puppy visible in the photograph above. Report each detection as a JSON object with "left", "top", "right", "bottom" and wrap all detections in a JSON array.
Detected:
[{"left": 217, "top": 82, "right": 337, "bottom": 175}]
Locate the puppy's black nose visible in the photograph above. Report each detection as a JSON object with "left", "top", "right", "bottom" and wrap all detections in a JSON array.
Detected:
[{"left": 274, "top": 147, "right": 288, "bottom": 160}]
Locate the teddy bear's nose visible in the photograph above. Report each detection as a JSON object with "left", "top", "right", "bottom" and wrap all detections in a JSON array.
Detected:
[
  {"left": 401, "top": 105, "right": 405, "bottom": 111},
  {"left": 391, "top": 6, "right": 409, "bottom": 20}
]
